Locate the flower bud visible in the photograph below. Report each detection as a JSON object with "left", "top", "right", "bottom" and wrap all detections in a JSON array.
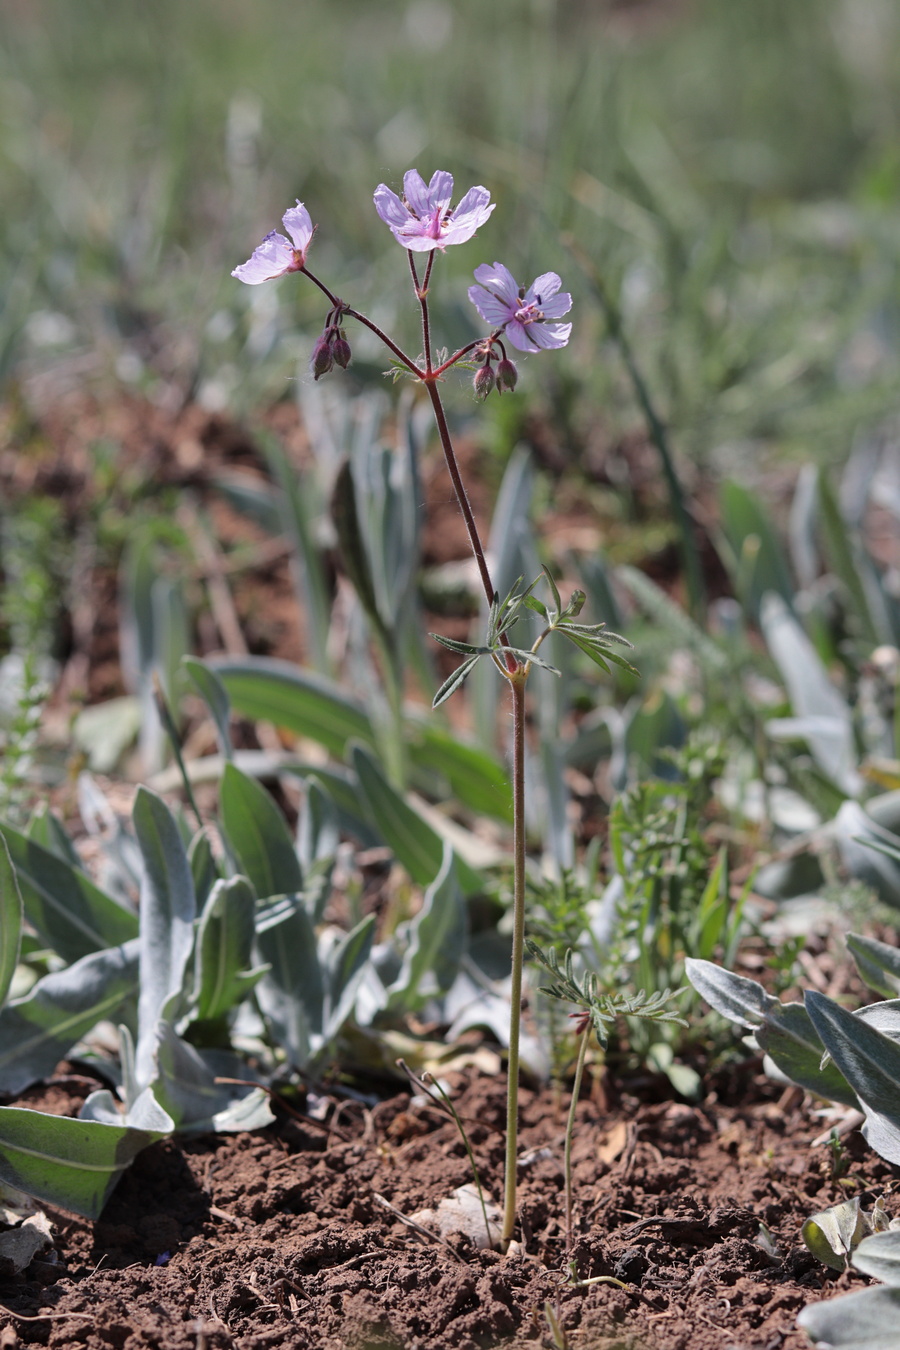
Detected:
[
  {"left": 496, "top": 357, "right": 518, "bottom": 392},
  {"left": 473, "top": 363, "right": 495, "bottom": 401},
  {"left": 311, "top": 333, "right": 334, "bottom": 380},
  {"left": 332, "top": 330, "right": 352, "bottom": 369}
]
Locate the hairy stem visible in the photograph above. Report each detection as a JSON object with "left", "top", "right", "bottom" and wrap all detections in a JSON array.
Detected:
[
  {"left": 564, "top": 1027, "right": 590, "bottom": 1260},
  {"left": 501, "top": 671, "right": 528, "bottom": 1247}
]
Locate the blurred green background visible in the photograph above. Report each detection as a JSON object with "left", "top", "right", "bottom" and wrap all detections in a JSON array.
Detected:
[{"left": 2, "top": 0, "right": 900, "bottom": 464}]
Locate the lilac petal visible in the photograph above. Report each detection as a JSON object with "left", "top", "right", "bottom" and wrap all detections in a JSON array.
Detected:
[
  {"left": 527, "top": 272, "right": 562, "bottom": 303},
  {"left": 467, "top": 284, "right": 513, "bottom": 326},
  {"left": 374, "top": 184, "right": 409, "bottom": 228},
  {"left": 540, "top": 291, "right": 573, "bottom": 320},
  {"left": 400, "top": 231, "right": 445, "bottom": 252},
  {"left": 503, "top": 320, "right": 537, "bottom": 353},
  {"left": 452, "top": 185, "right": 493, "bottom": 223},
  {"left": 232, "top": 232, "right": 295, "bottom": 284},
  {"left": 403, "top": 169, "right": 434, "bottom": 217},
  {"left": 282, "top": 201, "right": 313, "bottom": 254},
  {"left": 526, "top": 321, "right": 573, "bottom": 350},
  {"left": 426, "top": 170, "right": 454, "bottom": 211},
  {"left": 472, "top": 262, "right": 520, "bottom": 306}
]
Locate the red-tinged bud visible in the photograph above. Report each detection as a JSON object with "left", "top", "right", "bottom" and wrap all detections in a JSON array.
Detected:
[
  {"left": 496, "top": 357, "right": 518, "bottom": 392},
  {"left": 332, "top": 330, "right": 352, "bottom": 369},
  {"left": 473, "top": 363, "right": 495, "bottom": 401},
  {"left": 311, "top": 334, "right": 334, "bottom": 380}
]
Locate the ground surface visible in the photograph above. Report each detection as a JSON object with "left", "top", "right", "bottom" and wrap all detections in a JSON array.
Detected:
[{"left": 0, "top": 1068, "right": 886, "bottom": 1350}]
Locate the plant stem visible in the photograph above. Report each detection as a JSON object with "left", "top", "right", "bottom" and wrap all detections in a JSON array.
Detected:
[
  {"left": 300, "top": 266, "right": 423, "bottom": 377},
  {"left": 564, "top": 1026, "right": 590, "bottom": 1260},
  {"left": 501, "top": 670, "right": 528, "bottom": 1247}
]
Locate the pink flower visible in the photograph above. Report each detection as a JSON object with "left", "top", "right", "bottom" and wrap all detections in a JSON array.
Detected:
[
  {"left": 468, "top": 263, "right": 572, "bottom": 352},
  {"left": 373, "top": 170, "right": 494, "bottom": 252},
  {"left": 232, "top": 202, "right": 314, "bottom": 285}
]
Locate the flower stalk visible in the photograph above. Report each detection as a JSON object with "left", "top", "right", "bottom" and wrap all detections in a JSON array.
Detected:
[{"left": 233, "top": 169, "right": 584, "bottom": 1250}]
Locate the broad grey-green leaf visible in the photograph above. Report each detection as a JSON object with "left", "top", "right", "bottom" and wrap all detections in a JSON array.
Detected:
[
  {"left": 219, "top": 763, "right": 303, "bottom": 900},
  {"left": 133, "top": 788, "right": 196, "bottom": 1089},
  {"left": 684, "top": 958, "right": 777, "bottom": 1028},
  {"left": 798, "top": 1286, "right": 900, "bottom": 1348},
  {"left": 151, "top": 1022, "right": 274, "bottom": 1134},
  {"left": 297, "top": 781, "right": 338, "bottom": 925},
  {"left": 0, "top": 822, "right": 137, "bottom": 963},
  {"left": 761, "top": 593, "right": 862, "bottom": 797},
  {"left": 760, "top": 1002, "right": 859, "bottom": 1108},
  {"left": 719, "top": 481, "right": 794, "bottom": 622},
  {"left": 0, "top": 834, "right": 22, "bottom": 1009},
  {"left": 834, "top": 803, "right": 900, "bottom": 908},
  {"left": 0, "top": 1098, "right": 171, "bottom": 1219},
  {"left": 853, "top": 1230, "right": 900, "bottom": 1285},
  {"left": 802, "top": 1196, "right": 868, "bottom": 1271},
  {"left": 188, "top": 830, "right": 220, "bottom": 910},
  {"left": 409, "top": 726, "right": 512, "bottom": 824},
  {"left": 26, "top": 809, "right": 82, "bottom": 871},
  {"left": 183, "top": 658, "right": 233, "bottom": 760},
  {"left": 0, "top": 939, "right": 139, "bottom": 1095},
  {"left": 210, "top": 656, "right": 375, "bottom": 759},
  {"left": 323, "top": 913, "right": 376, "bottom": 1045},
  {"left": 385, "top": 845, "right": 466, "bottom": 1014},
  {"left": 351, "top": 744, "right": 482, "bottom": 895},
  {"left": 805, "top": 990, "right": 900, "bottom": 1157},
  {"left": 254, "top": 895, "right": 323, "bottom": 1069},
  {"left": 193, "top": 877, "right": 267, "bottom": 1022}
]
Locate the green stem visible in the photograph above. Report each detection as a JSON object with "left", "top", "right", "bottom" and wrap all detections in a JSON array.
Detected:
[
  {"left": 501, "top": 670, "right": 528, "bottom": 1247},
  {"left": 564, "top": 1026, "right": 590, "bottom": 1260}
]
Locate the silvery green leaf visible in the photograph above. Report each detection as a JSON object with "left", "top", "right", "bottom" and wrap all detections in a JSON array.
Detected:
[
  {"left": 849, "top": 933, "right": 900, "bottom": 997},
  {"left": 684, "top": 959, "right": 777, "bottom": 1028},
  {"left": 350, "top": 743, "right": 482, "bottom": 895},
  {"left": 150, "top": 1022, "right": 274, "bottom": 1134},
  {"left": 0, "top": 939, "right": 139, "bottom": 1095},
  {"left": 798, "top": 1286, "right": 900, "bottom": 1348},
  {"left": 254, "top": 895, "right": 323, "bottom": 1069},
  {"left": 0, "top": 834, "right": 22, "bottom": 1009},
  {"left": 188, "top": 829, "right": 220, "bottom": 910},
  {"left": 408, "top": 725, "right": 512, "bottom": 824},
  {"left": 433, "top": 654, "right": 482, "bottom": 708},
  {"left": 760, "top": 1002, "right": 859, "bottom": 1108},
  {"left": 805, "top": 990, "right": 900, "bottom": 1158},
  {"left": 385, "top": 845, "right": 466, "bottom": 1014},
  {"left": 133, "top": 788, "right": 196, "bottom": 1090},
  {"left": 833, "top": 802, "right": 900, "bottom": 908},
  {"left": 210, "top": 656, "right": 375, "bottom": 760},
  {"left": 323, "top": 913, "right": 376, "bottom": 1044},
  {"left": 0, "top": 1096, "right": 171, "bottom": 1220},
  {"left": 27, "top": 808, "right": 83, "bottom": 871},
  {"left": 193, "top": 877, "right": 268, "bottom": 1023},
  {"left": 297, "top": 780, "right": 338, "bottom": 925},
  {"left": 183, "top": 658, "right": 233, "bottom": 760},
  {"left": 0, "top": 821, "right": 137, "bottom": 963},
  {"left": 760, "top": 592, "right": 862, "bottom": 797},
  {"left": 220, "top": 762, "right": 303, "bottom": 900},
  {"left": 854, "top": 1230, "right": 900, "bottom": 1285},
  {"left": 802, "top": 1196, "right": 867, "bottom": 1271}
]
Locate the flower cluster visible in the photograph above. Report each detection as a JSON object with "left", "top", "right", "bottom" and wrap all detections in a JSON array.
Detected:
[{"left": 232, "top": 169, "right": 572, "bottom": 390}]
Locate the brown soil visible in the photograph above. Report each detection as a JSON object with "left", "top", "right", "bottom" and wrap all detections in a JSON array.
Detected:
[{"left": 0, "top": 1069, "right": 884, "bottom": 1350}]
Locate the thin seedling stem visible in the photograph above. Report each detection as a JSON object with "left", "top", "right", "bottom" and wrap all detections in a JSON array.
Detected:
[
  {"left": 564, "top": 1024, "right": 591, "bottom": 1258},
  {"left": 501, "top": 671, "right": 528, "bottom": 1247}
]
